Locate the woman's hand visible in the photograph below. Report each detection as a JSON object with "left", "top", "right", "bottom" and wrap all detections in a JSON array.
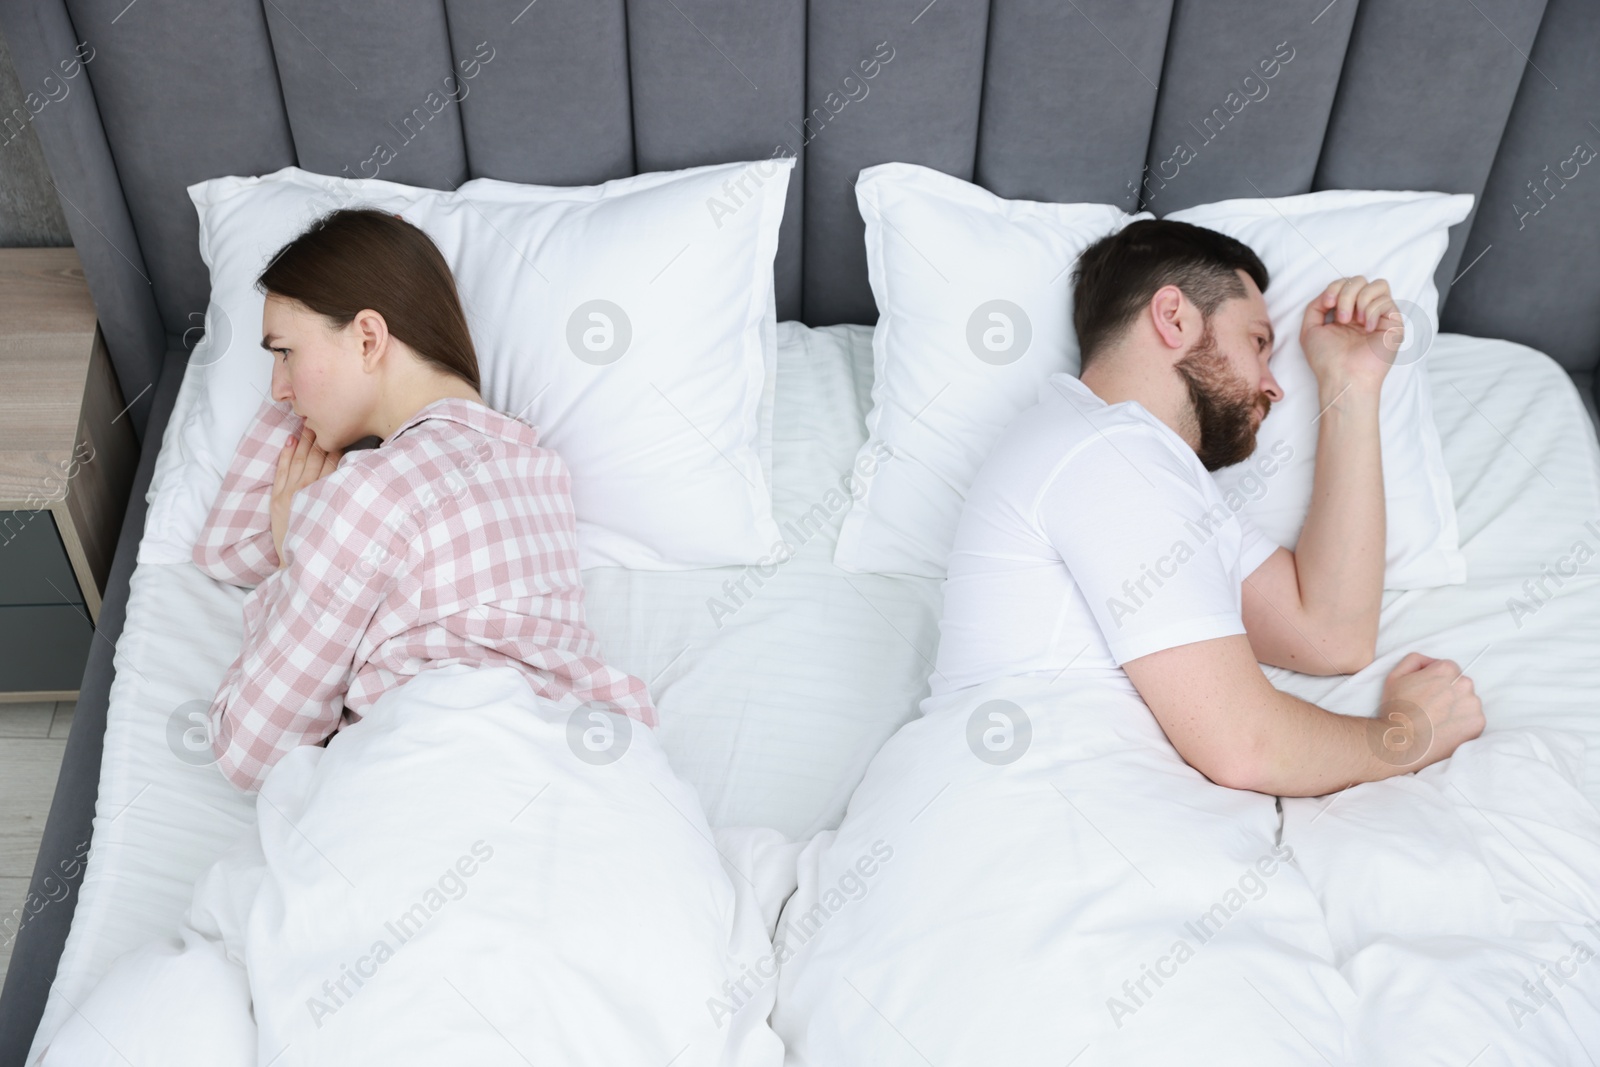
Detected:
[{"left": 271, "top": 428, "right": 342, "bottom": 567}]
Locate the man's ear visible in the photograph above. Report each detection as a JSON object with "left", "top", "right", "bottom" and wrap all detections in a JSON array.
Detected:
[{"left": 1149, "top": 284, "right": 1190, "bottom": 353}]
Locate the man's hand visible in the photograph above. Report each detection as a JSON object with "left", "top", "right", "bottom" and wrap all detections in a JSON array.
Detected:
[
  {"left": 1368, "top": 651, "right": 1486, "bottom": 771},
  {"left": 270, "top": 428, "right": 341, "bottom": 567},
  {"left": 1300, "top": 275, "right": 1403, "bottom": 400}
]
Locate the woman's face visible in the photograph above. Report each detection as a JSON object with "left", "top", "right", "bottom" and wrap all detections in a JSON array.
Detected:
[{"left": 262, "top": 294, "right": 377, "bottom": 450}]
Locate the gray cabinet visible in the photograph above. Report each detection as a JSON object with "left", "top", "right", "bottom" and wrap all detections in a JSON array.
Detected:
[{"left": 0, "top": 511, "right": 94, "bottom": 694}]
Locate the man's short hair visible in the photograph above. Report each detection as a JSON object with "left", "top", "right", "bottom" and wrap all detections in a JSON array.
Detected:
[{"left": 1071, "top": 219, "right": 1269, "bottom": 371}]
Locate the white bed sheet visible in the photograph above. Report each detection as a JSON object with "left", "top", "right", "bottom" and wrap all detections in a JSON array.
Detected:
[{"left": 27, "top": 326, "right": 1600, "bottom": 1062}]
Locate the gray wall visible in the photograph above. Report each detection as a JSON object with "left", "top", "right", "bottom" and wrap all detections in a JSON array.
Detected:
[{"left": 0, "top": 28, "right": 71, "bottom": 247}]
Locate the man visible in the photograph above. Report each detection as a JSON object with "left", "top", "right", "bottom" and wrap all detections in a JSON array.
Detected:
[{"left": 933, "top": 219, "right": 1483, "bottom": 796}]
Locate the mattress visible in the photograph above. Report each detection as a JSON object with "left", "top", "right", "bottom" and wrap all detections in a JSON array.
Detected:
[{"left": 25, "top": 324, "right": 1600, "bottom": 1062}]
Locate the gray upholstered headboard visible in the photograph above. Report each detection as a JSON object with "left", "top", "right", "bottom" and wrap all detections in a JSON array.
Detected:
[
  {"left": 2, "top": 0, "right": 1598, "bottom": 443},
  {"left": 1, "top": 1, "right": 1598, "bottom": 1057}
]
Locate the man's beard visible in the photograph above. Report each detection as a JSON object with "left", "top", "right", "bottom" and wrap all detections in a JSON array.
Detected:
[{"left": 1173, "top": 321, "right": 1271, "bottom": 472}]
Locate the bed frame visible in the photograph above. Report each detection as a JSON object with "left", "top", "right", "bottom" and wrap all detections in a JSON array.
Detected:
[{"left": 1, "top": 0, "right": 1597, "bottom": 1058}]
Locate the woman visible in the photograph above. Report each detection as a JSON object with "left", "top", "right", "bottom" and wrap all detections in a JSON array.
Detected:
[{"left": 193, "top": 208, "right": 655, "bottom": 792}]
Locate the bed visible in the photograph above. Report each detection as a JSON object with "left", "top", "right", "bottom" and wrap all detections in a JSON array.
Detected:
[
  {"left": 18, "top": 322, "right": 1600, "bottom": 1061},
  {"left": 2, "top": 0, "right": 1599, "bottom": 1062}
]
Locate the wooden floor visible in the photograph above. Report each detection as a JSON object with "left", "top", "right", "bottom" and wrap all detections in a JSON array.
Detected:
[{"left": 0, "top": 701, "right": 73, "bottom": 989}]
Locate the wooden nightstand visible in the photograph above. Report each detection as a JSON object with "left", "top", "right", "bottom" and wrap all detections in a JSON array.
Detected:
[{"left": 0, "top": 248, "right": 138, "bottom": 701}]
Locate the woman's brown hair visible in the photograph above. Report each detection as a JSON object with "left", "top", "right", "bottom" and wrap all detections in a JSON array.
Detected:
[{"left": 257, "top": 208, "right": 481, "bottom": 392}]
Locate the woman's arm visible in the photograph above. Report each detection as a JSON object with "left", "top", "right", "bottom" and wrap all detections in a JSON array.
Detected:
[
  {"left": 193, "top": 397, "right": 304, "bottom": 586},
  {"left": 207, "top": 466, "right": 414, "bottom": 792}
]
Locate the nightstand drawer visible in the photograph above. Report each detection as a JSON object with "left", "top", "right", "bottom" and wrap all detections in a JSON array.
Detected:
[
  {"left": 0, "top": 510, "right": 85, "bottom": 606},
  {"left": 0, "top": 603, "right": 93, "bottom": 691}
]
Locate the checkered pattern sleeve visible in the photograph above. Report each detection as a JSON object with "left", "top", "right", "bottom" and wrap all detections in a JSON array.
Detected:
[
  {"left": 206, "top": 464, "right": 415, "bottom": 793},
  {"left": 192, "top": 397, "right": 303, "bottom": 587}
]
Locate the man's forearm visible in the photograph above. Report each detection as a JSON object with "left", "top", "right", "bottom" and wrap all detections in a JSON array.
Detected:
[
  {"left": 1240, "top": 689, "right": 1405, "bottom": 797},
  {"left": 1291, "top": 380, "right": 1385, "bottom": 661}
]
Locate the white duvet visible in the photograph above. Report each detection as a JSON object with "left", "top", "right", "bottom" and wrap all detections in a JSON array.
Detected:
[
  {"left": 37, "top": 666, "right": 790, "bottom": 1066},
  {"left": 771, "top": 675, "right": 1600, "bottom": 1065}
]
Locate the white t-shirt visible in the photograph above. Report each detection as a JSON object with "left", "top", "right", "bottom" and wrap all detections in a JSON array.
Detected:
[{"left": 931, "top": 373, "right": 1279, "bottom": 697}]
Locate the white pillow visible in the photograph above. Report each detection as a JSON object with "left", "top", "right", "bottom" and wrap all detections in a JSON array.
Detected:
[
  {"left": 832, "top": 162, "right": 1148, "bottom": 577},
  {"left": 141, "top": 159, "right": 792, "bottom": 571},
  {"left": 1166, "top": 189, "right": 1474, "bottom": 588}
]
